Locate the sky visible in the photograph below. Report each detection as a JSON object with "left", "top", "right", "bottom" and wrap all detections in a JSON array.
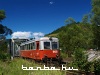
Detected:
[{"left": 0, "top": 0, "right": 92, "bottom": 39}]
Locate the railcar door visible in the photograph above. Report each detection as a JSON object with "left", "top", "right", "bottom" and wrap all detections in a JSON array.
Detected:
[
  {"left": 34, "top": 41, "right": 40, "bottom": 60},
  {"left": 36, "top": 41, "right": 39, "bottom": 50}
]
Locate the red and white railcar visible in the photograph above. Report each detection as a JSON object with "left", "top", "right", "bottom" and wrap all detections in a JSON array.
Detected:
[{"left": 20, "top": 37, "right": 60, "bottom": 61}]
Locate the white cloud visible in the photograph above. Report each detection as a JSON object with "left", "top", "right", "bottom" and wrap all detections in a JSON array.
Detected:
[
  {"left": 11, "top": 31, "right": 44, "bottom": 39},
  {"left": 12, "top": 31, "right": 31, "bottom": 39},
  {"left": 33, "top": 32, "right": 44, "bottom": 39},
  {"left": 49, "top": 1, "right": 54, "bottom": 5}
]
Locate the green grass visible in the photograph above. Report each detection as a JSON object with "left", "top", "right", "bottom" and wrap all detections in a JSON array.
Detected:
[{"left": 0, "top": 58, "right": 64, "bottom": 75}]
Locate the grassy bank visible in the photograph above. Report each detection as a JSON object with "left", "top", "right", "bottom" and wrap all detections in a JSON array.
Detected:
[{"left": 0, "top": 58, "right": 64, "bottom": 75}]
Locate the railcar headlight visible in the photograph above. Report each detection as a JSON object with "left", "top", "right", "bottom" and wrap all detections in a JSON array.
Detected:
[
  {"left": 36, "top": 53, "right": 39, "bottom": 55},
  {"left": 53, "top": 50, "right": 58, "bottom": 53}
]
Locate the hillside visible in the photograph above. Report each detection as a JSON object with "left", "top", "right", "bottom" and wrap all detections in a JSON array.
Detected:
[
  {"left": 45, "top": 26, "right": 65, "bottom": 37},
  {"left": 46, "top": 23, "right": 94, "bottom": 51},
  {"left": 46, "top": 22, "right": 93, "bottom": 38}
]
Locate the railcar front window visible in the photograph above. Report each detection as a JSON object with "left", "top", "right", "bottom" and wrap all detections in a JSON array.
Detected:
[
  {"left": 44, "top": 42, "right": 50, "bottom": 49},
  {"left": 52, "top": 42, "right": 58, "bottom": 49}
]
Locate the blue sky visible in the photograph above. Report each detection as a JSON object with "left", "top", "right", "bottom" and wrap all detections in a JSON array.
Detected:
[{"left": 0, "top": 0, "right": 92, "bottom": 38}]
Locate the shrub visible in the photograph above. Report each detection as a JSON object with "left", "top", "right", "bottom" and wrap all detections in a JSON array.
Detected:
[
  {"left": 93, "top": 59, "right": 100, "bottom": 75},
  {"left": 0, "top": 53, "right": 10, "bottom": 61}
]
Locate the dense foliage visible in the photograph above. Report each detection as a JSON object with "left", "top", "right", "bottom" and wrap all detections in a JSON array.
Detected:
[
  {"left": 91, "top": 0, "right": 100, "bottom": 49},
  {"left": 58, "top": 23, "right": 94, "bottom": 52},
  {"left": 0, "top": 10, "right": 12, "bottom": 60},
  {"left": 47, "top": 22, "right": 94, "bottom": 56},
  {"left": 93, "top": 59, "right": 100, "bottom": 75}
]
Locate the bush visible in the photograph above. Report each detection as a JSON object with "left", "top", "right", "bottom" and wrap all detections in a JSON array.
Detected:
[
  {"left": 73, "top": 48, "right": 91, "bottom": 71},
  {"left": 0, "top": 53, "right": 10, "bottom": 61},
  {"left": 93, "top": 59, "right": 100, "bottom": 75}
]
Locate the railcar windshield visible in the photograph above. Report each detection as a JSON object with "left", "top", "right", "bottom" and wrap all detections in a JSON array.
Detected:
[
  {"left": 43, "top": 41, "right": 58, "bottom": 50},
  {"left": 44, "top": 42, "right": 50, "bottom": 49},
  {"left": 52, "top": 42, "right": 58, "bottom": 49}
]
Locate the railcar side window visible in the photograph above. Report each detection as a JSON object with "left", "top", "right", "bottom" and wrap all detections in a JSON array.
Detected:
[
  {"left": 30, "top": 43, "right": 33, "bottom": 49},
  {"left": 30, "top": 42, "right": 35, "bottom": 50},
  {"left": 22, "top": 46, "right": 24, "bottom": 50},
  {"left": 23, "top": 45, "right": 24, "bottom": 50},
  {"left": 20, "top": 46, "right": 22, "bottom": 50},
  {"left": 25, "top": 44, "right": 27, "bottom": 50},
  {"left": 29, "top": 43, "right": 31, "bottom": 50},
  {"left": 32, "top": 42, "right": 35, "bottom": 49},
  {"left": 27, "top": 44, "right": 29, "bottom": 50},
  {"left": 44, "top": 42, "right": 50, "bottom": 49},
  {"left": 52, "top": 42, "right": 58, "bottom": 49}
]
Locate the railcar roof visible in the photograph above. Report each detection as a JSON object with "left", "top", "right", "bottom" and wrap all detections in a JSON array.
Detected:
[
  {"left": 20, "top": 37, "right": 58, "bottom": 45},
  {"left": 39, "top": 37, "right": 58, "bottom": 40}
]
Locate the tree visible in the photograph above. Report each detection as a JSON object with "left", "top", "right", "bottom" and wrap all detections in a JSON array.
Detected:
[
  {"left": 65, "top": 17, "right": 76, "bottom": 25},
  {"left": 91, "top": 0, "right": 100, "bottom": 25},
  {"left": 0, "top": 24, "right": 12, "bottom": 37},
  {"left": 58, "top": 23, "right": 94, "bottom": 57},
  {"left": 82, "top": 14, "right": 89, "bottom": 24},
  {"left": 0, "top": 10, "right": 12, "bottom": 39},
  {"left": 0, "top": 10, "right": 6, "bottom": 21},
  {"left": 0, "top": 10, "right": 12, "bottom": 53},
  {"left": 73, "top": 48, "right": 87, "bottom": 70},
  {"left": 73, "top": 48, "right": 93, "bottom": 75},
  {"left": 91, "top": 0, "right": 100, "bottom": 49}
]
